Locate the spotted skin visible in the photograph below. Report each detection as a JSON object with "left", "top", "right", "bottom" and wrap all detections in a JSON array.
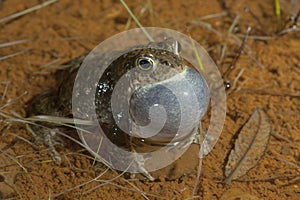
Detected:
[{"left": 27, "top": 38, "right": 209, "bottom": 180}]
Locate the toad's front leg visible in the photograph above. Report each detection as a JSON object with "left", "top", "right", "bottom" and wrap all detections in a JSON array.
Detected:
[
  {"left": 26, "top": 124, "right": 63, "bottom": 164},
  {"left": 192, "top": 124, "right": 215, "bottom": 156},
  {"left": 26, "top": 90, "right": 66, "bottom": 164}
]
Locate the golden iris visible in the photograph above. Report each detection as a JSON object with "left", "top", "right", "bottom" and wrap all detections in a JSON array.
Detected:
[{"left": 136, "top": 56, "right": 154, "bottom": 71}]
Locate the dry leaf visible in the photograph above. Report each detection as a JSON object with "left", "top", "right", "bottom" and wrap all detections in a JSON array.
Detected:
[
  {"left": 0, "top": 142, "right": 19, "bottom": 198},
  {"left": 225, "top": 109, "right": 271, "bottom": 183}
]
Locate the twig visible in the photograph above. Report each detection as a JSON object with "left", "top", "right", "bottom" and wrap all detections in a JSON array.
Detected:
[
  {"left": 241, "top": 89, "right": 300, "bottom": 98},
  {"left": 0, "top": 148, "right": 28, "bottom": 173},
  {"left": 0, "top": 112, "right": 93, "bottom": 154},
  {"left": 236, "top": 173, "right": 300, "bottom": 182},
  {"left": 0, "top": 40, "right": 28, "bottom": 48},
  {"left": 239, "top": 27, "right": 300, "bottom": 40},
  {"left": 0, "top": 81, "right": 9, "bottom": 105},
  {"left": 146, "top": 0, "right": 154, "bottom": 26},
  {"left": 226, "top": 68, "right": 246, "bottom": 96},
  {"left": 291, "top": 10, "right": 300, "bottom": 28},
  {"left": 277, "top": 27, "right": 300, "bottom": 36},
  {"left": 243, "top": 35, "right": 277, "bottom": 40},
  {"left": 246, "top": 51, "right": 265, "bottom": 69},
  {"left": 192, "top": 123, "right": 204, "bottom": 197},
  {"left": 280, "top": 177, "right": 300, "bottom": 187},
  {"left": 190, "top": 20, "right": 222, "bottom": 38},
  {"left": 236, "top": 77, "right": 249, "bottom": 92},
  {"left": 0, "top": 50, "right": 25, "bottom": 61},
  {"left": 8, "top": 132, "right": 38, "bottom": 149},
  {"left": 124, "top": 0, "right": 152, "bottom": 30},
  {"left": 219, "top": 15, "right": 240, "bottom": 67},
  {"left": 53, "top": 168, "right": 110, "bottom": 197},
  {"left": 197, "top": 11, "right": 228, "bottom": 20},
  {"left": 41, "top": 58, "right": 61, "bottom": 68},
  {"left": 0, "top": 0, "right": 58, "bottom": 24},
  {"left": 124, "top": 180, "right": 152, "bottom": 200},
  {"left": 0, "top": 138, "right": 18, "bottom": 153},
  {"left": 82, "top": 160, "right": 140, "bottom": 195},
  {"left": 26, "top": 115, "right": 97, "bottom": 126},
  {"left": 223, "top": 27, "right": 251, "bottom": 78},
  {"left": 271, "top": 132, "right": 293, "bottom": 143},
  {"left": 84, "top": 178, "right": 163, "bottom": 199},
  {"left": 244, "top": 6, "right": 268, "bottom": 35},
  {"left": 0, "top": 91, "right": 27, "bottom": 110},
  {"left": 232, "top": 68, "right": 245, "bottom": 88},
  {"left": 120, "top": 0, "right": 154, "bottom": 42},
  {"left": 277, "top": 157, "right": 300, "bottom": 170}
]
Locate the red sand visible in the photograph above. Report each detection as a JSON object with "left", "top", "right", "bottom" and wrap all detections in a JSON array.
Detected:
[{"left": 0, "top": 0, "right": 299, "bottom": 199}]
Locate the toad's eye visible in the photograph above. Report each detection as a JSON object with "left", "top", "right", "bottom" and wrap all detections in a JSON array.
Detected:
[{"left": 136, "top": 56, "right": 155, "bottom": 71}]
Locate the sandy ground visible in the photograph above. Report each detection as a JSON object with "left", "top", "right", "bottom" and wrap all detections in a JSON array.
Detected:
[{"left": 0, "top": 0, "right": 300, "bottom": 199}]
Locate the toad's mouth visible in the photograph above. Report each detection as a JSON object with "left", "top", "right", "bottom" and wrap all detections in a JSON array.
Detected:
[{"left": 129, "top": 67, "right": 210, "bottom": 143}]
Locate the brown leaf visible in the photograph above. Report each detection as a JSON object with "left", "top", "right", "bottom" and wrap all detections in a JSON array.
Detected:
[
  {"left": 0, "top": 142, "right": 19, "bottom": 198},
  {"left": 225, "top": 109, "right": 271, "bottom": 184}
]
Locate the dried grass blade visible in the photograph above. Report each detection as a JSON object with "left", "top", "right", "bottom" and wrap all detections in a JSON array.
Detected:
[{"left": 0, "top": 0, "right": 58, "bottom": 24}]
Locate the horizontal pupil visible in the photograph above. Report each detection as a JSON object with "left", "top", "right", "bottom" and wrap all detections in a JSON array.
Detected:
[{"left": 140, "top": 59, "right": 151, "bottom": 68}]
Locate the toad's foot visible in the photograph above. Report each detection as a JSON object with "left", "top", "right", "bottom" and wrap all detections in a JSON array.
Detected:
[
  {"left": 192, "top": 124, "right": 216, "bottom": 156},
  {"left": 26, "top": 124, "right": 63, "bottom": 164},
  {"left": 129, "top": 152, "right": 155, "bottom": 181}
]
